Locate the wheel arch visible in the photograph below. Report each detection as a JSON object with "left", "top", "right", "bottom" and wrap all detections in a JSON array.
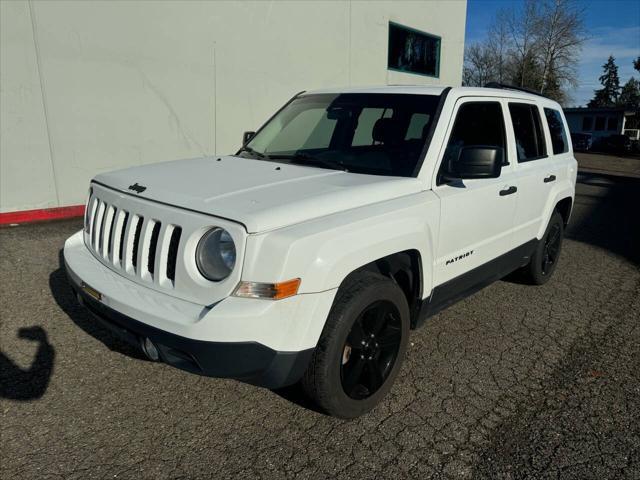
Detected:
[{"left": 339, "top": 250, "right": 424, "bottom": 328}]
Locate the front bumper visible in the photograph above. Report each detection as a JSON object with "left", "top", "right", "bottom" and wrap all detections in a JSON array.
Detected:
[{"left": 64, "top": 230, "right": 337, "bottom": 388}]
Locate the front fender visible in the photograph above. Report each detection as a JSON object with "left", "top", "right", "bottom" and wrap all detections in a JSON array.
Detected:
[{"left": 241, "top": 192, "right": 439, "bottom": 297}]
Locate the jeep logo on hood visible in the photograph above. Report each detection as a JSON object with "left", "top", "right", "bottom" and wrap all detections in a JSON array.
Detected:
[{"left": 128, "top": 183, "right": 146, "bottom": 194}]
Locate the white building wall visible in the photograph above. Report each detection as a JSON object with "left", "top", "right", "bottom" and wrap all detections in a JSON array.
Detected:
[{"left": 0, "top": 0, "right": 467, "bottom": 213}]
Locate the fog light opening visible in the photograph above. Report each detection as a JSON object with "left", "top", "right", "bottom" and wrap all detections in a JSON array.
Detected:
[{"left": 140, "top": 337, "right": 160, "bottom": 361}]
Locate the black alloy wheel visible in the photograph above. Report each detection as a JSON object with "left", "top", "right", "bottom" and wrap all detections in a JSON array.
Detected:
[
  {"left": 301, "top": 272, "right": 410, "bottom": 418},
  {"left": 340, "top": 300, "right": 402, "bottom": 399},
  {"left": 520, "top": 210, "right": 564, "bottom": 285},
  {"left": 541, "top": 222, "right": 561, "bottom": 276}
]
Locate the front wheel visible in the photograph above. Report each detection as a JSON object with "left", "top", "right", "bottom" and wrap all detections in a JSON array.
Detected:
[
  {"left": 302, "top": 272, "right": 410, "bottom": 418},
  {"left": 522, "top": 211, "right": 564, "bottom": 285}
]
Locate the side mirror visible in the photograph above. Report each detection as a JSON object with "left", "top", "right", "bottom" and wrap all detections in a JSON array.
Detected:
[
  {"left": 447, "top": 145, "right": 503, "bottom": 180},
  {"left": 242, "top": 131, "right": 255, "bottom": 145}
]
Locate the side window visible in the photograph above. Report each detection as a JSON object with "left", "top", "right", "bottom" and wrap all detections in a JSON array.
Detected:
[
  {"left": 440, "top": 101, "right": 507, "bottom": 178},
  {"left": 405, "top": 113, "right": 431, "bottom": 140},
  {"left": 544, "top": 108, "right": 568, "bottom": 154},
  {"left": 582, "top": 116, "right": 593, "bottom": 131},
  {"left": 352, "top": 108, "right": 392, "bottom": 146},
  {"left": 508, "top": 103, "right": 547, "bottom": 162}
]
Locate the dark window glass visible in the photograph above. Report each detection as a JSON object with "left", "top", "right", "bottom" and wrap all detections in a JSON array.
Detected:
[
  {"left": 388, "top": 22, "right": 440, "bottom": 77},
  {"left": 608, "top": 117, "right": 619, "bottom": 131},
  {"left": 595, "top": 117, "right": 606, "bottom": 131},
  {"left": 440, "top": 102, "right": 507, "bottom": 180},
  {"left": 243, "top": 93, "right": 441, "bottom": 177},
  {"left": 544, "top": 108, "right": 568, "bottom": 154},
  {"left": 582, "top": 116, "right": 593, "bottom": 131},
  {"left": 508, "top": 103, "right": 547, "bottom": 162}
]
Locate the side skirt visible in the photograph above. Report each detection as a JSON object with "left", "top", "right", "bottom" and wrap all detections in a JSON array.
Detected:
[{"left": 414, "top": 239, "right": 538, "bottom": 328}]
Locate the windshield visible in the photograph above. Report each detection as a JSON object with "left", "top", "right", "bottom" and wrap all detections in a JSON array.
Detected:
[{"left": 238, "top": 93, "right": 441, "bottom": 177}]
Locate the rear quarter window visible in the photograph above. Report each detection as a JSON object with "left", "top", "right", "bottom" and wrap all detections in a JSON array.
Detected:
[
  {"left": 544, "top": 108, "right": 569, "bottom": 154},
  {"left": 508, "top": 103, "right": 547, "bottom": 162}
]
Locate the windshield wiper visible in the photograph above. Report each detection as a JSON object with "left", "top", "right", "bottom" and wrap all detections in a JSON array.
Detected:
[
  {"left": 267, "top": 152, "right": 348, "bottom": 172},
  {"left": 237, "top": 146, "right": 268, "bottom": 159}
]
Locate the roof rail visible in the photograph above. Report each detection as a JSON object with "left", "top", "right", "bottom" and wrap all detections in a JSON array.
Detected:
[{"left": 483, "top": 82, "right": 548, "bottom": 99}]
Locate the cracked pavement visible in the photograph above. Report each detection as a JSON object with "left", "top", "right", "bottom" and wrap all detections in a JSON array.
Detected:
[{"left": 1, "top": 172, "right": 639, "bottom": 479}]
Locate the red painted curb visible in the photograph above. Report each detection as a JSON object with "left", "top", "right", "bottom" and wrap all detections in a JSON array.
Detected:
[{"left": 0, "top": 205, "right": 85, "bottom": 226}]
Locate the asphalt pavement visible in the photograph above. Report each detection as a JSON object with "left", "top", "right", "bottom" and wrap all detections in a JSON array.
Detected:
[{"left": 1, "top": 172, "right": 639, "bottom": 479}]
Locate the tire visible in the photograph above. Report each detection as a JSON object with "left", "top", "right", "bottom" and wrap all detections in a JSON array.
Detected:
[
  {"left": 522, "top": 211, "right": 564, "bottom": 285},
  {"left": 302, "top": 272, "right": 410, "bottom": 419}
]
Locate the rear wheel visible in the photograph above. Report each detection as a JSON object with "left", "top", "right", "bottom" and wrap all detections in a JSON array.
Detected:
[
  {"left": 522, "top": 211, "right": 564, "bottom": 285},
  {"left": 302, "top": 272, "right": 410, "bottom": 418}
]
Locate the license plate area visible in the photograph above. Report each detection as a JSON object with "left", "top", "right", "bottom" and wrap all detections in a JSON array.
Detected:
[{"left": 82, "top": 282, "right": 103, "bottom": 301}]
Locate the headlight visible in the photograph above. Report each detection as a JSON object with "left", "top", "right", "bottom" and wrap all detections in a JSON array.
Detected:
[{"left": 195, "top": 227, "right": 236, "bottom": 281}]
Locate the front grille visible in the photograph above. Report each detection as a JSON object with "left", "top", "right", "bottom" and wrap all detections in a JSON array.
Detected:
[{"left": 85, "top": 195, "right": 181, "bottom": 288}]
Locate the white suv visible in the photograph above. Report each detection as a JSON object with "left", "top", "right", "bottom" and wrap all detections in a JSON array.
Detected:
[{"left": 64, "top": 85, "right": 577, "bottom": 418}]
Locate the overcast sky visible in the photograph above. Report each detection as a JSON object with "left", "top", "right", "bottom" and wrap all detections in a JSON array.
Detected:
[{"left": 465, "top": 0, "right": 640, "bottom": 106}]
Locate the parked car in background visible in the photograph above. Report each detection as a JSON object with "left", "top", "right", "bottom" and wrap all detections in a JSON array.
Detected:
[
  {"left": 570, "top": 132, "right": 592, "bottom": 151},
  {"left": 593, "top": 134, "right": 632, "bottom": 154}
]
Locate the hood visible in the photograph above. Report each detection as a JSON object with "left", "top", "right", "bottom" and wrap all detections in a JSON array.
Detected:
[{"left": 93, "top": 156, "right": 424, "bottom": 233}]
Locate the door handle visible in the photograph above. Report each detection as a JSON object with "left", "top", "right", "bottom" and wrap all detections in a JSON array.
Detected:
[
  {"left": 499, "top": 186, "right": 517, "bottom": 196},
  {"left": 544, "top": 175, "right": 556, "bottom": 183}
]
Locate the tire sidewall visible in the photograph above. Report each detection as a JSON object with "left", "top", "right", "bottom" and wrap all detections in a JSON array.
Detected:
[
  {"left": 531, "top": 211, "right": 564, "bottom": 283},
  {"left": 321, "top": 278, "right": 410, "bottom": 418}
]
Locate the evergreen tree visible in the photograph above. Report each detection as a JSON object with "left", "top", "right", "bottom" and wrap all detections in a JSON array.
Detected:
[
  {"left": 588, "top": 56, "right": 621, "bottom": 107},
  {"left": 619, "top": 78, "right": 640, "bottom": 109}
]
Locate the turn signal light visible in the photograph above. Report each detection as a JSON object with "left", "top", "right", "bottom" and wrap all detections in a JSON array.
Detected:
[{"left": 233, "top": 278, "right": 301, "bottom": 300}]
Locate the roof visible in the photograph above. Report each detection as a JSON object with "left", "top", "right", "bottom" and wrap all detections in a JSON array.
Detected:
[
  {"left": 302, "top": 85, "right": 557, "bottom": 104},
  {"left": 303, "top": 85, "right": 447, "bottom": 96}
]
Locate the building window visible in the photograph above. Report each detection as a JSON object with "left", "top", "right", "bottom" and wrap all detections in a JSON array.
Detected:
[
  {"left": 608, "top": 117, "right": 619, "bottom": 131},
  {"left": 582, "top": 116, "right": 593, "bottom": 131},
  {"left": 595, "top": 117, "right": 606, "bottom": 131},
  {"left": 387, "top": 22, "right": 440, "bottom": 78}
]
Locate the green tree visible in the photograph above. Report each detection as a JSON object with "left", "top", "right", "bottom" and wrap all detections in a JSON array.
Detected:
[
  {"left": 619, "top": 78, "right": 640, "bottom": 109},
  {"left": 634, "top": 56, "right": 640, "bottom": 73},
  {"left": 588, "top": 56, "right": 621, "bottom": 107}
]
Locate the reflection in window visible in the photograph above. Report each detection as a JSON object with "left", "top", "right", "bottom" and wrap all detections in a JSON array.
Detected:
[{"left": 544, "top": 108, "right": 568, "bottom": 154}]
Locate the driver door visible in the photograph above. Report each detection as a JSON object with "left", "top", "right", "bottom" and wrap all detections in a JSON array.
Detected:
[{"left": 432, "top": 98, "right": 518, "bottom": 289}]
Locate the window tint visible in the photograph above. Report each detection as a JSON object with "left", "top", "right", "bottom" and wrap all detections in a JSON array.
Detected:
[
  {"left": 441, "top": 102, "right": 507, "bottom": 179},
  {"left": 607, "top": 117, "right": 618, "bottom": 131},
  {"left": 582, "top": 116, "right": 593, "bottom": 131},
  {"left": 508, "top": 103, "right": 547, "bottom": 162},
  {"left": 595, "top": 117, "right": 605, "bottom": 131},
  {"left": 544, "top": 108, "right": 568, "bottom": 154}
]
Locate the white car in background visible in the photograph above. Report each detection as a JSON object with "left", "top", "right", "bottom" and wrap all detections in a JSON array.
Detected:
[{"left": 65, "top": 85, "right": 577, "bottom": 418}]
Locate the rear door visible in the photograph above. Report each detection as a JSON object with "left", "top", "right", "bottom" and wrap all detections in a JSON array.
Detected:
[
  {"left": 431, "top": 98, "right": 518, "bottom": 287},
  {"left": 507, "top": 101, "right": 557, "bottom": 246}
]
